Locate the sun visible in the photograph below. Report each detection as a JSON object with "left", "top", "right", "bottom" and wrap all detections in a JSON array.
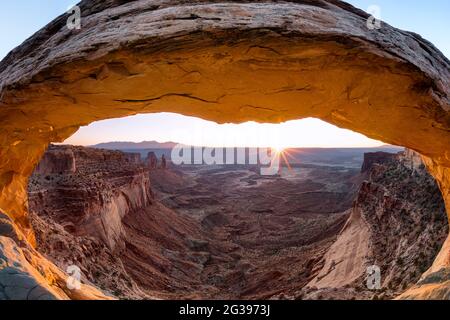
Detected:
[
  {"left": 270, "top": 144, "right": 294, "bottom": 172},
  {"left": 271, "top": 144, "right": 285, "bottom": 154}
]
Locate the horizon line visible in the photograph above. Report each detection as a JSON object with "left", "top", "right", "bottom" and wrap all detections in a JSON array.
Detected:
[{"left": 56, "top": 141, "right": 403, "bottom": 150}]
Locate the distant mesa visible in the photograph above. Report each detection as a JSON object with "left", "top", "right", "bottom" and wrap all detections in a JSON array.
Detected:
[{"left": 361, "top": 151, "right": 398, "bottom": 173}]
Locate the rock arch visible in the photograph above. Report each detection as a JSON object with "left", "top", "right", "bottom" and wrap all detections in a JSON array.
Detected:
[{"left": 0, "top": 0, "right": 449, "bottom": 299}]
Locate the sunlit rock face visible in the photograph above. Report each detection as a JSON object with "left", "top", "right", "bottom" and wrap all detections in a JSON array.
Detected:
[
  {"left": 0, "top": 0, "right": 449, "bottom": 299},
  {"left": 0, "top": 211, "right": 114, "bottom": 300},
  {"left": 29, "top": 145, "right": 154, "bottom": 251}
]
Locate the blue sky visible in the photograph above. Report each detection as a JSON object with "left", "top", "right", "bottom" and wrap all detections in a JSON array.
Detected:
[{"left": 1, "top": 1, "right": 449, "bottom": 147}]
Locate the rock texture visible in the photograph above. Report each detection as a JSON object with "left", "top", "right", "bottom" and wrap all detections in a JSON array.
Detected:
[
  {"left": 0, "top": 211, "right": 113, "bottom": 300},
  {"left": 29, "top": 145, "right": 153, "bottom": 251},
  {"left": 0, "top": 0, "right": 449, "bottom": 299},
  {"left": 26, "top": 146, "right": 448, "bottom": 300},
  {"left": 29, "top": 210, "right": 148, "bottom": 299},
  {"left": 34, "top": 147, "right": 76, "bottom": 175},
  {"left": 304, "top": 151, "right": 449, "bottom": 299},
  {"left": 146, "top": 152, "right": 158, "bottom": 169},
  {"left": 124, "top": 152, "right": 142, "bottom": 165},
  {"left": 28, "top": 145, "right": 358, "bottom": 299},
  {"left": 361, "top": 152, "right": 396, "bottom": 173},
  {"left": 0, "top": 236, "right": 58, "bottom": 300}
]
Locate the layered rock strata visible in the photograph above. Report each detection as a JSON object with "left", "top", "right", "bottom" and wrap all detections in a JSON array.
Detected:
[{"left": 304, "top": 151, "right": 449, "bottom": 299}]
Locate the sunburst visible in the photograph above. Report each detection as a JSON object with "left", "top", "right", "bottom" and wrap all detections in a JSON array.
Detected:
[{"left": 271, "top": 146, "right": 293, "bottom": 173}]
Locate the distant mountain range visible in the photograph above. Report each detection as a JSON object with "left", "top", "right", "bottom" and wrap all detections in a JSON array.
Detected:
[
  {"left": 91, "top": 141, "right": 404, "bottom": 168},
  {"left": 92, "top": 140, "right": 178, "bottom": 150},
  {"left": 92, "top": 140, "right": 403, "bottom": 152}
]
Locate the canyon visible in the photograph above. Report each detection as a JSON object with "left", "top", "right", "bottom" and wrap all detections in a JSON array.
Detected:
[
  {"left": 0, "top": 0, "right": 449, "bottom": 299},
  {"left": 20, "top": 145, "right": 448, "bottom": 300}
]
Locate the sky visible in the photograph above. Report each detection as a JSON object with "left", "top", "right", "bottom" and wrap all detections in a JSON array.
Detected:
[{"left": 1, "top": 1, "right": 449, "bottom": 148}]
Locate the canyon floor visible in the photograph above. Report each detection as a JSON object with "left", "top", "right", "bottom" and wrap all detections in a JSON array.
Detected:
[
  {"left": 145, "top": 164, "right": 357, "bottom": 299},
  {"left": 26, "top": 146, "right": 448, "bottom": 300}
]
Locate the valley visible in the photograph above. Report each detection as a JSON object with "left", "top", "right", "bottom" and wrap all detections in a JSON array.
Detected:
[{"left": 26, "top": 145, "right": 448, "bottom": 300}]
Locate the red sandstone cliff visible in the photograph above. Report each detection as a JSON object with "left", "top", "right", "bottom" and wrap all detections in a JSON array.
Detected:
[
  {"left": 28, "top": 145, "right": 212, "bottom": 299},
  {"left": 34, "top": 146, "right": 76, "bottom": 175},
  {"left": 360, "top": 152, "right": 397, "bottom": 173},
  {"left": 25, "top": 146, "right": 448, "bottom": 300},
  {"left": 29, "top": 145, "right": 153, "bottom": 251},
  {"left": 304, "top": 151, "right": 448, "bottom": 299}
]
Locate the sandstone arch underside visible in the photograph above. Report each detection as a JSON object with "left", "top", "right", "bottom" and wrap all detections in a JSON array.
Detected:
[{"left": 0, "top": 0, "right": 449, "bottom": 299}]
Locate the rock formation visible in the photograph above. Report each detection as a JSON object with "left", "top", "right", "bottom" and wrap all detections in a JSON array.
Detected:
[
  {"left": 304, "top": 150, "right": 449, "bottom": 299},
  {"left": 27, "top": 145, "right": 357, "bottom": 299},
  {"left": 124, "top": 152, "right": 142, "bottom": 165},
  {"left": 29, "top": 145, "right": 153, "bottom": 251},
  {"left": 401, "top": 149, "right": 426, "bottom": 172},
  {"left": 34, "top": 145, "right": 76, "bottom": 175},
  {"left": 146, "top": 152, "right": 158, "bottom": 169},
  {"left": 28, "top": 145, "right": 158, "bottom": 298},
  {"left": 0, "top": 210, "right": 113, "bottom": 300},
  {"left": 0, "top": 0, "right": 449, "bottom": 299},
  {"left": 161, "top": 154, "right": 167, "bottom": 170},
  {"left": 27, "top": 145, "right": 216, "bottom": 299},
  {"left": 25, "top": 145, "right": 448, "bottom": 300},
  {"left": 361, "top": 152, "right": 397, "bottom": 173}
]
